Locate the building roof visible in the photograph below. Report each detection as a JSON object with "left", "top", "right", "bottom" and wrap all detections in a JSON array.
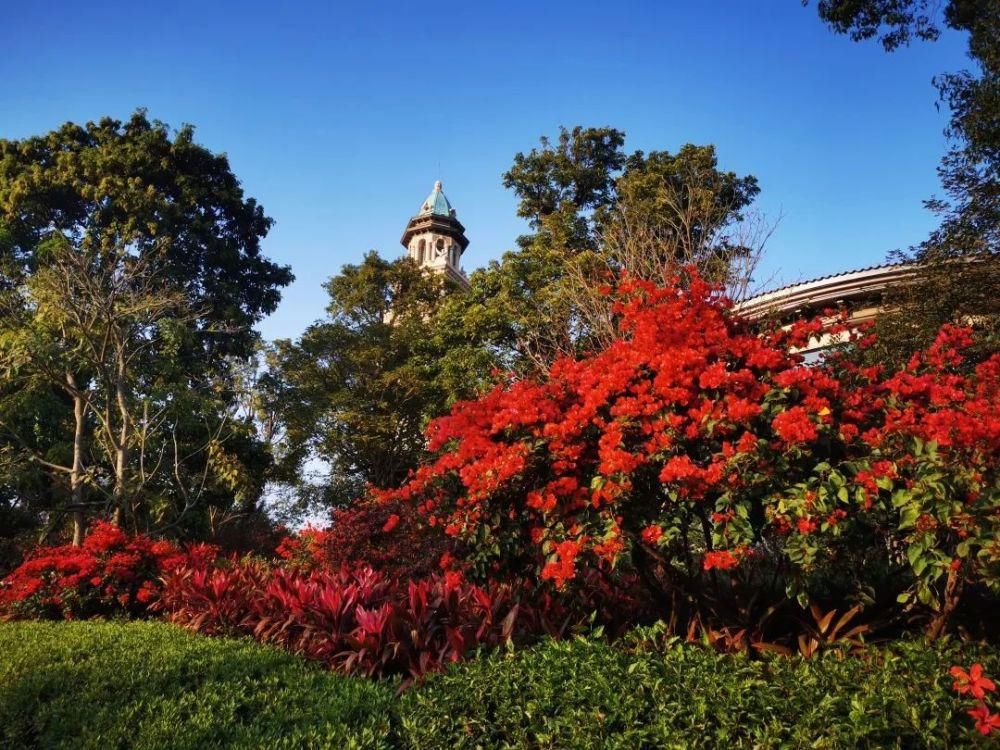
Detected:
[
  {"left": 736, "top": 262, "right": 917, "bottom": 319},
  {"left": 401, "top": 180, "right": 469, "bottom": 251},
  {"left": 418, "top": 180, "right": 455, "bottom": 218}
]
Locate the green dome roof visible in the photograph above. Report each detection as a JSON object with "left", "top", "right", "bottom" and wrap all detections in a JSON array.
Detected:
[{"left": 418, "top": 180, "right": 455, "bottom": 217}]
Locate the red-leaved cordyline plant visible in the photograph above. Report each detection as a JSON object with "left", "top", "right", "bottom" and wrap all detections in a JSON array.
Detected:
[
  {"left": 375, "top": 271, "right": 1000, "bottom": 639},
  {"left": 157, "top": 558, "right": 525, "bottom": 681},
  {"left": 951, "top": 663, "right": 1000, "bottom": 737},
  {"left": 0, "top": 522, "right": 210, "bottom": 620}
]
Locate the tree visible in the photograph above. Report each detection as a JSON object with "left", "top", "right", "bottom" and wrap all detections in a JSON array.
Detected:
[
  {"left": 503, "top": 126, "right": 627, "bottom": 252},
  {"left": 570, "top": 145, "right": 768, "bottom": 352},
  {"left": 0, "top": 244, "right": 97, "bottom": 545},
  {"left": 810, "top": 0, "right": 946, "bottom": 50},
  {"left": 808, "top": 1, "right": 1000, "bottom": 362},
  {"left": 36, "top": 241, "right": 193, "bottom": 525},
  {"left": 442, "top": 130, "right": 767, "bottom": 376},
  {"left": 265, "top": 252, "right": 456, "bottom": 510},
  {"left": 0, "top": 111, "right": 291, "bottom": 360},
  {"left": 604, "top": 145, "right": 762, "bottom": 286},
  {"left": 0, "top": 112, "right": 292, "bottom": 540}
]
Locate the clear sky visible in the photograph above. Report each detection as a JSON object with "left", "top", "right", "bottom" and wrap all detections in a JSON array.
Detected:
[{"left": 1, "top": 0, "right": 970, "bottom": 342}]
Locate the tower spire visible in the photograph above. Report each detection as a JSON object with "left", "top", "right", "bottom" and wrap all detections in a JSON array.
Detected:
[{"left": 401, "top": 181, "right": 469, "bottom": 288}]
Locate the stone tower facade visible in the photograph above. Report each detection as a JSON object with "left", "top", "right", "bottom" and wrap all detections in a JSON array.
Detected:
[{"left": 400, "top": 181, "right": 469, "bottom": 288}]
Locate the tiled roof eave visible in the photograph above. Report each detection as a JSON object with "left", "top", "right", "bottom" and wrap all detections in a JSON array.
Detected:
[{"left": 736, "top": 263, "right": 918, "bottom": 319}]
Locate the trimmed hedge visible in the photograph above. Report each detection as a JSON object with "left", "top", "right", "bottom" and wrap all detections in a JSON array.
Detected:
[
  {"left": 2, "top": 622, "right": 998, "bottom": 748},
  {"left": 399, "top": 636, "right": 1000, "bottom": 749},
  {"left": 0, "top": 621, "right": 394, "bottom": 749}
]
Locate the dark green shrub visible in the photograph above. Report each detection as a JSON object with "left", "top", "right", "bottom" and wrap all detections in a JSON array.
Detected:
[
  {"left": 397, "top": 636, "right": 1000, "bottom": 749},
  {"left": 4, "top": 621, "right": 997, "bottom": 748},
  {"left": 0, "top": 621, "right": 394, "bottom": 749}
]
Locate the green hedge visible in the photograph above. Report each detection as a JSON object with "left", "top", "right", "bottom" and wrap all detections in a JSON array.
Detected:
[
  {"left": 0, "top": 621, "right": 394, "bottom": 750},
  {"left": 2, "top": 622, "right": 997, "bottom": 749},
  {"left": 399, "top": 636, "right": 1000, "bottom": 749}
]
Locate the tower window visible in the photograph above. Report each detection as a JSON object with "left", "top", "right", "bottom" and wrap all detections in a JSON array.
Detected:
[{"left": 418, "top": 239, "right": 426, "bottom": 264}]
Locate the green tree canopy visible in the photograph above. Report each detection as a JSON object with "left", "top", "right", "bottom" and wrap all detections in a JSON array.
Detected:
[
  {"left": 0, "top": 112, "right": 291, "bottom": 541},
  {"left": 0, "top": 110, "right": 292, "bottom": 360},
  {"left": 265, "top": 252, "right": 456, "bottom": 510},
  {"left": 809, "top": 0, "right": 1000, "bottom": 363},
  {"left": 503, "top": 126, "right": 627, "bottom": 251},
  {"left": 444, "top": 130, "right": 764, "bottom": 377}
]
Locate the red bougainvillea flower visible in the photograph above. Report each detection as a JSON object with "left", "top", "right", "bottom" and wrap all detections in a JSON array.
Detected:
[
  {"left": 541, "top": 539, "right": 581, "bottom": 588},
  {"left": 703, "top": 549, "right": 740, "bottom": 571},
  {"left": 951, "top": 664, "right": 997, "bottom": 700},
  {"left": 967, "top": 704, "right": 1000, "bottom": 736},
  {"left": 0, "top": 521, "right": 193, "bottom": 621},
  {"left": 771, "top": 407, "right": 818, "bottom": 445},
  {"left": 641, "top": 525, "right": 664, "bottom": 545},
  {"left": 796, "top": 517, "right": 817, "bottom": 535},
  {"left": 372, "top": 268, "right": 1000, "bottom": 607},
  {"left": 382, "top": 514, "right": 401, "bottom": 533}
]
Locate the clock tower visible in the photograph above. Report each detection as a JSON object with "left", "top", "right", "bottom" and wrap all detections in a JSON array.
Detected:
[{"left": 400, "top": 181, "right": 469, "bottom": 288}]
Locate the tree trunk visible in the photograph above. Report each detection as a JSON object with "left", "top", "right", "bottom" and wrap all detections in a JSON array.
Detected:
[
  {"left": 111, "top": 354, "right": 130, "bottom": 527},
  {"left": 68, "top": 372, "right": 86, "bottom": 546},
  {"left": 926, "top": 565, "right": 963, "bottom": 642}
]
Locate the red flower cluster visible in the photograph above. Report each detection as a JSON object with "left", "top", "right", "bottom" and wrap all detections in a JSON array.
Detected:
[
  {"left": 382, "top": 513, "right": 401, "bottom": 533},
  {"left": 771, "top": 407, "right": 818, "bottom": 446},
  {"left": 541, "top": 539, "right": 581, "bottom": 587},
  {"left": 373, "top": 271, "right": 999, "bottom": 636},
  {"left": 952, "top": 663, "right": 997, "bottom": 700},
  {"left": 641, "top": 525, "right": 664, "bottom": 545},
  {"left": 703, "top": 548, "right": 745, "bottom": 571},
  {"left": 275, "top": 499, "right": 454, "bottom": 580},
  {"left": 951, "top": 664, "right": 1000, "bottom": 736},
  {"left": 0, "top": 522, "right": 196, "bottom": 620},
  {"left": 274, "top": 525, "right": 332, "bottom": 567}
]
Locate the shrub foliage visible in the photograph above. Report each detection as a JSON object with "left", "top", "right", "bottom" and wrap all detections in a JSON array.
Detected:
[
  {"left": 379, "top": 274, "right": 1000, "bottom": 639},
  {"left": 0, "top": 522, "right": 208, "bottom": 620},
  {"left": 0, "top": 620, "right": 393, "bottom": 749},
  {"left": 276, "top": 499, "right": 453, "bottom": 580},
  {"left": 400, "top": 633, "right": 1000, "bottom": 748},
  {"left": 3, "top": 620, "right": 998, "bottom": 748},
  {"left": 157, "top": 560, "right": 522, "bottom": 680}
]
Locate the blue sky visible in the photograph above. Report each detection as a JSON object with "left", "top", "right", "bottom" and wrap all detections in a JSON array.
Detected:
[{"left": 1, "top": 1, "right": 969, "bottom": 342}]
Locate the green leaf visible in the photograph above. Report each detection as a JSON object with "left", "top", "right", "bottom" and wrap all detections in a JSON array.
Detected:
[
  {"left": 898, "top": 506, "right": 920, "bottom": 530},
  {"left": 892, "top": 489, "right": 911, "bottom": 508}
]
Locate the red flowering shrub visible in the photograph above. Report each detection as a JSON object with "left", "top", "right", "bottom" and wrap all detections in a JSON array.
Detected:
[
  {"left": 950, "top": 663, "right": 1000, "bottom": 737},
  {"left": 276, "top": 500, "right": 454, "bottom": 580},
  {"left": 377, "top": 273, "right": 1000, "bottom": 639},
  {"left": 157, "top": 558, "right": 521, "bottom": 680},
  {"left": 0, "top": 522, "right": 197, "bottom": 620},
  {"left": 274, "top": 525, "right": 333, "bottom": 569}
]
